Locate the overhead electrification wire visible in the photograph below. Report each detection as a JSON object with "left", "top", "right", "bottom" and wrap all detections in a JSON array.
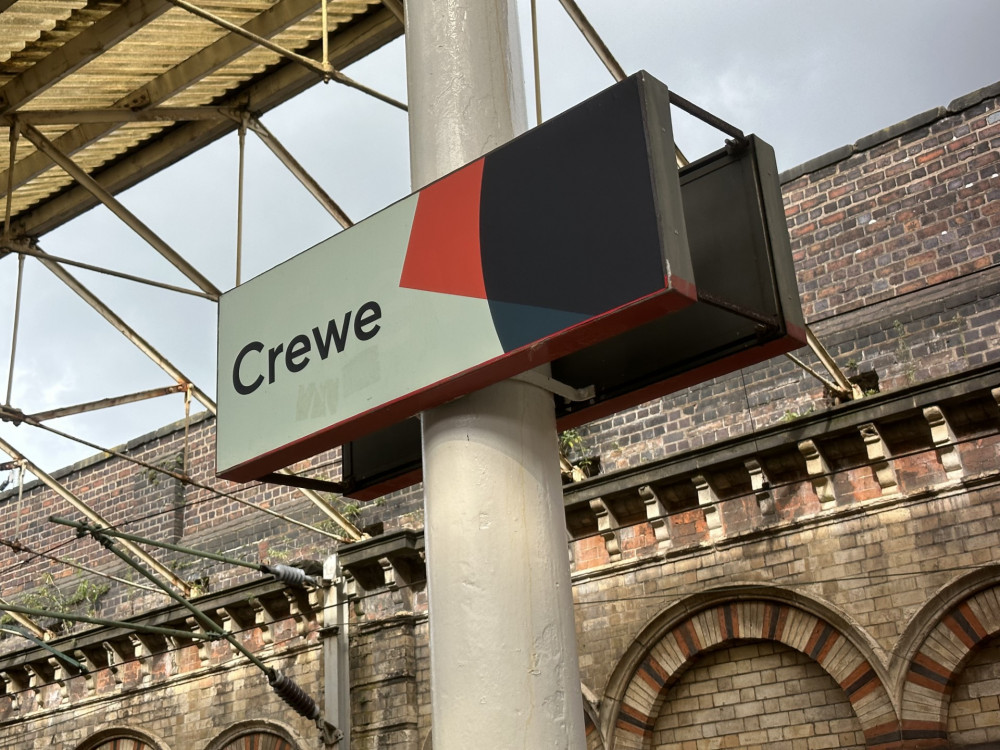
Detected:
[
  {"left": 6, "top": 550, "right": 995, "bottom": 710},
  {"left": 0, "top": 537, "right": 159, "bottom": 593},
  {"left": 1, "top": 409, "right": 996, "bottom": 600},
  {"left": 0, "top": 479, "right": 338, "bottom": 590},
  {"left": 50, "top": 517, "right": 322, "bottom": 589},
  {"left": 2, "top": 413, "right": 348, "bottom": 542},
  {"left": 58, "top": 522, "right": 341, "bottom": 743},
  {"left": 3, "top": 544, "right": 998, "bottom": 714},
  {"left": 0, "top": 618, "right": 342, "bottom": 750}
]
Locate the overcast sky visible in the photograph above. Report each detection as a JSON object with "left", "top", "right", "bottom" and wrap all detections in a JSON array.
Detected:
[{"left": 2, "top": 0, "right": 999, "bottom": 480}]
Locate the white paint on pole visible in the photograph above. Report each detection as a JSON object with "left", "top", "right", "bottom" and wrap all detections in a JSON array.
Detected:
[{"left": 406, "top": 1, "right": 586, "bottom": 747}]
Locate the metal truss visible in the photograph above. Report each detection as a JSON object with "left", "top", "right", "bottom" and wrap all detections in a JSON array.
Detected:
[{"left": 0, "top": 1, "right": 394, "bottom": 554}]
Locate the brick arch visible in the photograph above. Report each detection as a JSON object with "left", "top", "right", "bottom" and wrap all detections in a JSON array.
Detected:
[
  {"left": 76, "top": 728, "right": 168, "bottom": 750},
  {"left": 205, "top": 720, "right": 303, "bottom": 750},
  {"left": 608, "top": 597, "right": 898, "bottom": 750},
  {"left": 215, "top": 735, "right": 296, "bottom": 750},
  {"left": 83, "top": 741, "right": 155, "bottom": 750},
  {"left": 899, "top": 581, "right": 1000, "bottom": 746}
]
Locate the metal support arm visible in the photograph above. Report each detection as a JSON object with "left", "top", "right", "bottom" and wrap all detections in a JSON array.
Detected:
[
  {"left": 512, "top": 370, "right": 595, "bottom": 403},
  {"left": 0, "top": 435, "right": 191, "bottom": 594},
  {"left": 167, "top": 0, "right": 406, "bottom": 111},
  {"left": 20, "top": 124, "right": 221, "bottom": 299},
  {"left": 243, "top": 114, "right": 353, "bottom": 228}
]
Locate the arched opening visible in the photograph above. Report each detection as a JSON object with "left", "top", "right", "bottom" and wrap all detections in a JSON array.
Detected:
[
  {"left": 216, "top": 735, "right": 297, "bottom": 750},
  {"left": 898, "top": 578, "right": 1000, "bottom": 747},
  {"left": 206, "top": 720, "right": 303, "bottom": 750},
  {"left": 604, "top": 593, "right": 897, "bottom": 750},
  {"left": 947, "top": 632, "right": 1000, "bottom": 745},
  {"left": 651, "top": 639, "right": 865, "bottom": 748},
  {"left": 76, "top": 728, "right": 165, "bottom": 750}
]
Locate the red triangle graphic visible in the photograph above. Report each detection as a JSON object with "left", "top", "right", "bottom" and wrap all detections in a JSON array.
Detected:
[{"left": 399, "top": 157, "right": 486, "bottom": 299}]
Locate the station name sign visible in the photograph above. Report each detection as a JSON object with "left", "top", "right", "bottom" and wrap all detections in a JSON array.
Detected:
[{"left": 217, "top": 72, "right": 699, "bottom": 482}]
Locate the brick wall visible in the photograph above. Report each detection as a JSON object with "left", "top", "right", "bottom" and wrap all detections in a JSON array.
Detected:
[
  {"left": 0, "top": 620, "right": 324, "bottom": 749},
  {"left": 947, "top": 638, "right": 1000, "bottom": 744},
  {"left": 651, "top": 642, "right": 866, "bottom": 749},
  {"left": 566, "top": 85, "right": 1000, "bottom": 476}
]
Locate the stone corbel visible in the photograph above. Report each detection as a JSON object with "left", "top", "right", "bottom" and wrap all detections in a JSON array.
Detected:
[
  {"left": 639, "top": 485, "right": 671, "bottom": 554},
  {"left": 220, "top": 601, "right": 256, "bottom": 636},
  {"left": 180, "top": 617, "right": 212, "bottom": 666},
  {"left": 1, "top": 666, "right": 30, "bottom": 711},
  {"left": 24, "top": 659, "right": 53, "bottom": 689},
  {"left": 342, "top": 572, "right": 364, "bottom": 619},
  {"left": 798, "top": 440, "right": 836, "bottom": 510},
  {"left": 693, "top": 474, "right": 722, "bottom": 541},
  {"left": 103, "top": 639, "right": 133, "bottom": 686},
  {"left": 379, "top": 556, "right": 415, "bottom": 610},
  {"left": 588, "top": 497, "right": 622, "bottom": 562},
  {"left": 859, "top": 422, "right": 899, "bottom": 494},
  {"left": 43, "top": 656, "right": 68, "bottom": 707},
  {"left": 923, "top": 405, "right": 964, "bottom": 479},
  {"left": 74, "top": 646, "right": 107, "bottom": 694},
  {"left": 746, "top": 459, "right": 775, "bottom": 519},
  {"left": 252, "top": 594, "right": 289, "bottom": 645},
  {"left": 283, "top": 588, "right": 316, "bottom": 637},
  {"left": 128, "top": 634, "right": 152, "bottom": 683}
]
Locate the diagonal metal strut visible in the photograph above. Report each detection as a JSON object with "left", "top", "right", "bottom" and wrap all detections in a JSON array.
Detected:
[
  {"left": 552, "top": 0, "right": 687, "bottom": 167},
  {"left": 20, "top": 124, "right": 221, "bottom": 299},
  {"left": 244, "top": 114, "right": 353, "bottom": 229},
  {"left": 0, "top": 436, "right": 191, "bottom": 594},
  {"left": 32, "top": 244, "right": 216, "bottom": 414},
  {"left": 167, "top": 0, "right": 407, "bottom": 111}
]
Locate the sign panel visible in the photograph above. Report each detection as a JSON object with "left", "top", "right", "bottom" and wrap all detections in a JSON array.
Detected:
[
  {"left": 217, "top": 72, "right": 696, "bottom": 482},
  {"left": 340, "top": 135, "right": 807, "bottom": 500}
]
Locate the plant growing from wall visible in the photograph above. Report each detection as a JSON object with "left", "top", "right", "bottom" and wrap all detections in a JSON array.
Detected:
[
  {"left": 0, "top": 572, "right": 109, "bottom": 630},
  {"left": 143, "top": 452, "right": 185, "bottom": 486},
  {"left": 559, "top": 429, "right": 597, "bottom": 482},
  {"left": 779, "top": 404, "right": 816, "bottom": 422}
]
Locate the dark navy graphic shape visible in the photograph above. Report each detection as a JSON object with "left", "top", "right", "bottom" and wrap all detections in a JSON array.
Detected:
[
  {"left": 478, "top": 74, "right": 666, "bottom": 333},
  {"left": 399, "top": 76, "right": 671, "bottom": 354},
  {"left": 488, "top": 300, "right": 591, "bottom": 353}
]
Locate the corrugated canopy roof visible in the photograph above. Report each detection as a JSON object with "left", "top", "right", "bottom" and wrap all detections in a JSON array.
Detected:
[{"left": 0, "top": 0, "right": 402, "bottom": 240}]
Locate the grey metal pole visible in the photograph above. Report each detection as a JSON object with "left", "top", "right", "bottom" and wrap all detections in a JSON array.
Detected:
[
  {"left": 323, "top": 554, "right": 351, "bottom": 750},
  {"left": 405, "top": 2, "right": 586, "bottom": 747}
]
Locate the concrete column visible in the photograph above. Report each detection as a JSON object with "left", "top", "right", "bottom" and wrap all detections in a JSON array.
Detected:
[{"left": 405, "top": 2, "right": 586, "bottom": 748}]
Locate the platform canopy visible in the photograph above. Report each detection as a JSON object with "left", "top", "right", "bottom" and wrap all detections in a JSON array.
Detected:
[{"left": 0, "top": 0, "right": 401, "bottom": 241}]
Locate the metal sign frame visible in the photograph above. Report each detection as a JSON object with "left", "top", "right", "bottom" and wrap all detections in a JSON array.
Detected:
[{"left": 217, "top": 72, "right": 702, "bottom": 483}]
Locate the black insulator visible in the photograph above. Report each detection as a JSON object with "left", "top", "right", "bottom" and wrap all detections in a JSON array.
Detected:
[
  {"left": 263, "top": 564, "right": 310, "bottom": 587},
  {"left": 269, "top": 670, "right": 320, "bottom": 720}
]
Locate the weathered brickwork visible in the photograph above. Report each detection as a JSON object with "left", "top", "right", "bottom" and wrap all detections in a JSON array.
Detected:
[
  {"left": 0, "top": 85, "right": 998, "bottom": 749},
  {"left": 568, "top": 87, "right": 1000, "bottom": 476},
  {"left": 350, "top": 617, "right": 421, "bottom": 749},
  {"left": 651, "top": 642, "right": 866, "bottom": 749},
  {"left": 947, "top": 637, "right": 1000, "bottom": 744},
  {"left": 0, "top": 614, "right": 325, "bottom": 749}
]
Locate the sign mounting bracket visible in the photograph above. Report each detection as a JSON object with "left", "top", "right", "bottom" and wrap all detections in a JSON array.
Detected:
[{"left": 511, "top": 370, "right": 596, "bottom": 403}]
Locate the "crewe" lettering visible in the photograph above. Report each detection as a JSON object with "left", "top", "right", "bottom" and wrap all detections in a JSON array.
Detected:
[{"left": 232, "top": 301, "right": 382, "bottom": 396}]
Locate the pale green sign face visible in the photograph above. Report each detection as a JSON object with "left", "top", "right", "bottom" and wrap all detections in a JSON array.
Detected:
[
  {"left": 216, "top": 194, "right": 504, "bottom": 479},
  {"left": 216, "top": 72, "right": 704, "bottom": 484}
]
